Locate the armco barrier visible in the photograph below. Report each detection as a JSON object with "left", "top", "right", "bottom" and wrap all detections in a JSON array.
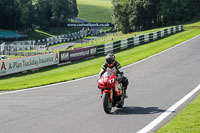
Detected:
[{"left": 95, "top": 25, "right": 184, "bottom": 55}]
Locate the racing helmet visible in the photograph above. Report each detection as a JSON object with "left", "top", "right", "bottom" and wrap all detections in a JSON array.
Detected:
[{"left": 106, "top": 53, "right": 115, "bottom": 67}]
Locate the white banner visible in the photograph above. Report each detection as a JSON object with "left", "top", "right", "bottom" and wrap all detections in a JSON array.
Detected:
[
  {"left": 144, "top": 34, "right": 149, "bottom": 42},
  {"left": 134, "top": 36, "right": 139, "bottom": 46},
  {"left": 161, "top": 30, "right": 165, "bottom": 37},
  {"left": 0, "top": 53, "right": 59, "bottom": 76},
  {"left": 168, "top": 28, "right": 171, "bottom": 34},
  {"left": 104, "top": 43, "right": 113, "bottom": 54},
  {"left": 153, "top": 32, "right": 157, "bottom": 40},
  {"left": 121, "top": 39, "right": 128, "bottom": 49},
  {"left": 173, "top": 27, "right": 177, "bottom": 33},
  {"left": 1, "top": 42, "right": 5, "bottom": 52},
  {"left": 178, "top": 25, "right": 181, "bottom": 31}
]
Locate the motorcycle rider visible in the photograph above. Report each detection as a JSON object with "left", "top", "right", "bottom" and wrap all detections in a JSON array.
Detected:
[{"left": 98, "top": 53, "right": 129, "bottom": 98}]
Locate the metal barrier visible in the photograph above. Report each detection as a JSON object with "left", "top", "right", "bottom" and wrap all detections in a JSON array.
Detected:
[{"left": 95, "top": 25, "right": 184, "bottom": 55}]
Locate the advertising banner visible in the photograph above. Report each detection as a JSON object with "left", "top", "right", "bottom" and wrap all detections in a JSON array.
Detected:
[
  {"left": 60, "top": 52, "right": 70, "bottom": 62},
  {"left": 69, "top": 47, "right": 90, "bottom": 61},
  {"left": 0, "top": 53, "right": 59, "bottom": 77},
  {"left": 49, "top": 22, "right": 114, "bottom": 27},
  {"left": 59, "top": 47, "right": 97, "bottom": 63},
  {"left": 67, "top": 23, "right": 114, "bottom": 27}
]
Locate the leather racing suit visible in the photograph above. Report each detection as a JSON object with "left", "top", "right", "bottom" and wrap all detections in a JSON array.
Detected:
[{"left": 98, "top": 61, "right": 129, "bottom": 90}]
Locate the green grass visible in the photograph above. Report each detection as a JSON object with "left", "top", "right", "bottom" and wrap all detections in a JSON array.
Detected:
[
  {"left": 28, "top": 30, "right": 50, "bottom": 40},
  {"left": 34, "top": 29, "right": 55, "bottom": 37},
  {"left": 46, "top": 27, "right": 82, "bottom": 35},
  {"left": 77, "top": 0, "right": 112, "bottom": 22},
  {"left": 1, "top": 27, "right": 200, "bottom": 91},
  {"left": 7, "top": 55, "right": 23, "bottom": 59},
  {"left": 28, "top": 27, "right": 82, "bottom": 40},
  {"left": 156, "top": 94, "right": 200, "bottom": 133}
]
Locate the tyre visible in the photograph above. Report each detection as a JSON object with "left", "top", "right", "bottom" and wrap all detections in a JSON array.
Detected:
[{"left": 102, "top": 92, "right": 112, "bottom": 114}]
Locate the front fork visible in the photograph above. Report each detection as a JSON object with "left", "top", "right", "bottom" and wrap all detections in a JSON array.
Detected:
[{"left": 102, "top": 89, "right": 113, "bottom": 102}]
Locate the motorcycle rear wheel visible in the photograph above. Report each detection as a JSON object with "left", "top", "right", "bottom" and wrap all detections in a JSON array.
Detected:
[{"left": 102, "top": 92, "right": 112, "bottom": 114}]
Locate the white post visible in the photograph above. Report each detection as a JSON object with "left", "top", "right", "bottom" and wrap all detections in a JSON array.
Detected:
[{"left": 1, "top": 42, "right": 5, "bottom": 52}]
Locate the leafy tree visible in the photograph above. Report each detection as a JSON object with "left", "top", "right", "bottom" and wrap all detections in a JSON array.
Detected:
[
  {"left": 0, "top": 0, "right": 79, "bottom": 30},
  {"left": 72, "top": 0, "right": 79, "bottom": 18},
  {"left": 112, "top": 0, "right": 131, "bottom": 33},
  {"left": 112, "top": 0, "right": 200, "bottom": 33}
]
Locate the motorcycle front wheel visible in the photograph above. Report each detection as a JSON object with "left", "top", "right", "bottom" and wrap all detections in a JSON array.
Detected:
[{"left": 102, "top": 92, "right": 112, "bottom": 114}]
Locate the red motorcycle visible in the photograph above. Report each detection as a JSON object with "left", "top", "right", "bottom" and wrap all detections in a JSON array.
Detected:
[{"left": 98, "top": 71, "right": 125, "bottom": 114}]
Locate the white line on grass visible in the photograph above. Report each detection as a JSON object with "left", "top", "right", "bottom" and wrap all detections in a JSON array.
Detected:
[
  {"left": 137, "top": 83, "right": 200, "bottom": 133},
  {"left": 0, "top": 34, "right": 200, "bottom": 97}
]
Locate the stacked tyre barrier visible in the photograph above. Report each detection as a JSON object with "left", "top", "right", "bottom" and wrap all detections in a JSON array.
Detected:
[{"left": 96, "top": 25, "right": 184, "bottom": 55}]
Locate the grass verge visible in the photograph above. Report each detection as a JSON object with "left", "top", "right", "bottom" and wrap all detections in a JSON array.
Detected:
[
  {"left": 0, "top": 28, "right": 200, "bottom": 91},
  {"left": 34, "top": 29, "right": 55, "bottom": 37},
  {"left": 77, "top": 0, "right": 112, "bottom": 22},
  {"left": 27, "top": 27, "right": 82, "bottom": 40},
  {"left": 156, "top": 94, "right": 200, "bottom": 133}
]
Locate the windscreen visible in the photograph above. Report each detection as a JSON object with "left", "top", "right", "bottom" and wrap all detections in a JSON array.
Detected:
[{"left": 103, "top": 71, "right": 113, "bottom": 78}]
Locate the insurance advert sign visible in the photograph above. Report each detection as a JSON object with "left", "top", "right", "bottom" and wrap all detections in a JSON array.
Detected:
[{"left": 0, "top": 53, "right": 59, "bottom": 77}]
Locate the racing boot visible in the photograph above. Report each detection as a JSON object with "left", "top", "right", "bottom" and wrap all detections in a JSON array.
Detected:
[{"left": 123, "top": 87, "right": 128, "bottom": 98}]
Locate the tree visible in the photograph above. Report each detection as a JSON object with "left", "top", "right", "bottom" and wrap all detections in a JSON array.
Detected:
[
  {"left": 111, "top": 0, "right": 200, "bottom": 33},
  {"left": 112, "top": 0, "right": 131, "bottom": 33},
  {"left": 72, "top": 0, "right": 79, "bottom": 18},
  {"left": 0, "top": 0, "right": 79, "bottom": 30},
  {"left": 19, "top": 0, "right": 35, "bottom": 29}
]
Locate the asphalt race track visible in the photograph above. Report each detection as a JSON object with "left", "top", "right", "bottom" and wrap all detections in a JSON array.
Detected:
[{"left": 0, "top": 35, "right": 200, "bottom": 133}]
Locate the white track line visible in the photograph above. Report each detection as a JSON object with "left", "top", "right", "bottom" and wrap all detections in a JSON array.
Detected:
[
  {"left": 0, "top": 34, "right": 200, "bottom": 97},
  {"left": 137, "top": 83, "right": 200, "bottom": 133}
]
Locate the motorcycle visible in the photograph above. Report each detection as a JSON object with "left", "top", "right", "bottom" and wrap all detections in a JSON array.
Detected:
[{"left": 98, "top": 71, "right": 125, "bottom": 114}]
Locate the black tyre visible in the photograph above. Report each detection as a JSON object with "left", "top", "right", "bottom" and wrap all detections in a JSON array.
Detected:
[{"left": 102, "top": 92, "right": 112, "bottom": 114}]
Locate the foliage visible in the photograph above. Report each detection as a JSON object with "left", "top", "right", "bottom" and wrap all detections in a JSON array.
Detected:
[
  {"left": 112, "top": 0, "right": 200, "bottom": 33},
  {"left": 0, "top": 0, "right": 79, "bottom": 30}
]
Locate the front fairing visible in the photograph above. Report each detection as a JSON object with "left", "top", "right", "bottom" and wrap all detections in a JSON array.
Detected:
[
  {"left": 98, "top": 72, "right": 118, "bottom": 95},
  {"left": 98, "top": 76, "right": 109, "bottom": 88},
  {"left": 98, "top": 72, "right": 116, "bottom": 87}
]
